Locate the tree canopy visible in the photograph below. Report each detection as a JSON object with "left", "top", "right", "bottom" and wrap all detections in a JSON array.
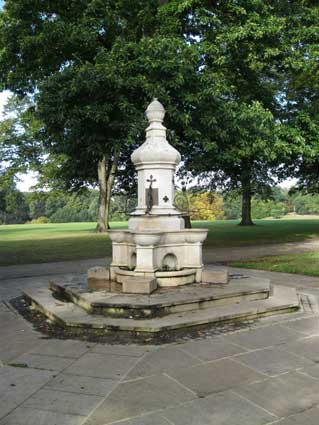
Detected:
[{"left": 0, "top": 0, "right": 318, "bottom": 227}]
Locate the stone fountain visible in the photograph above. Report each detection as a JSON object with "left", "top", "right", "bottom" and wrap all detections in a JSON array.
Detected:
[
  {"left": 23, "top": 100, "right": 300, "bottom": 335},
  {"left": 108, "top": 99, "right": 208, "bottom": 294}
]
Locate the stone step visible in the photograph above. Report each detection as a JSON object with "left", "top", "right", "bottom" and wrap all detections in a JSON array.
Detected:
[
  {"left": 23, "top": 285, "right": 299, "bottom": 333},
  {"left": 49, "top": 277, "right": 270, "bottom": 319}
]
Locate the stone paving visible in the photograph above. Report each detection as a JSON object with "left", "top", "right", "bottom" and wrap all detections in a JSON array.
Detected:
[{"left": 1, "top": 265, "right": 319, "bottom": 424}]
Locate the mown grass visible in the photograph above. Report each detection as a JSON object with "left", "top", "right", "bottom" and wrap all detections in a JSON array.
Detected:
[
  {"left": 1, "top": 219, "right": 319, "bottom": 266},
  {"left": 197, "top": 219, "right": 319, "bottom": 247},
  {"left": 231, "top": 251, "right": 319, "bottom": 277}
]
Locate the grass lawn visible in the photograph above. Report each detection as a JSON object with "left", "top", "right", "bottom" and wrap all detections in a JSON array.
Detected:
[
  {"left": 1, "top": 218, "right": 319, "bottom": 266},
  {"left": 231, "top": 251, "right": 319, "bottom": 277},
  {"left": 0, "top": 222, "right": 126, "bottom": 266}
]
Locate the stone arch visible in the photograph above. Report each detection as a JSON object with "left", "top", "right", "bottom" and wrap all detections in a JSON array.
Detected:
[{"left": 161, "top": 253, "right": 178, "bottom": 271}]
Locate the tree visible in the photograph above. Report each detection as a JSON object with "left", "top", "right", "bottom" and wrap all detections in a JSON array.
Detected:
[
  {"left": 0, "top": 175, "right": 29, "bottom": 224},
  {"left": 275, "top": 2, "right": 319, "bottom": 193},
  {"left": 0, "top": 0, "right": 199, "bottom": 231},
  {"left": 189, "top": 192, "right": 224, "bottom": 221},
  {"left": 167, "top": 0, "right": 304, "bottom": 225},
  {"left": 0, "top": 95, "right": 43, "bottom": 177}
]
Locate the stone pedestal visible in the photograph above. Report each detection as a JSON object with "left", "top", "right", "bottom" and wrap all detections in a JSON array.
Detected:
[
  {"left": 122, "top": 277, "right": 157, "bottom": 294},
  {"left": 87, "top": 267, "right": 111, "bottom": 291},
  {"left": 109, "top": 99, "right": 208, "bottom": 294}
]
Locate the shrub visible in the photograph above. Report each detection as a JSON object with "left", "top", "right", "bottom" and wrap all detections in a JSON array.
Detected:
[{"left": 28, "top": 216, "right": 50, "bottom": 224}]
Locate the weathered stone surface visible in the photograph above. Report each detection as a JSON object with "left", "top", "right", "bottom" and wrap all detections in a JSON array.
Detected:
[
  {"left": 0, "top": 335, "right": 41, "bottom": 364},
  {"left": 202, "top": 269, "right": 229, "bottom": 284},
  {"left": 10, "top": 353, "right": 74, "bottom": 372},
  {"left": 235, "top": 371, "right": 319, "bottom": 417},
  {"left": 88, "top": 267, "right": 110, "bottom": 291},
  {"left": 234, "top": 346, "right": 312, "bottom": 376},
  {"left": 180, "top": 336, "right": 247, "bottom": 361},
  {"left": 46, "top": 373, "right": 117, "bottom": 396},
  {"left": 0, "top": 407, "right": 85, "bottom": 425},
  {"left": 224, "top": 324, "right": 302, "bottom": 349},
  {"left": 126, "top": 345, "right": 200, "bottom": 379},
  {"left": 88, "top": 279, "right": 111, "bottom": 291},
  {"left": 168, "top": 358, "right": 265, "bottom": 397},
  {"left": 162, "top": 390, "right": 276, "bottom": 425},
  {"left": 283, "top": 335, "right": 319, "bottom": 362},
  {"left": 299, "top": 364, "right": 319, "bottom": 380},
  {"left": 92, "top": 344, "right": 153, "bottom": 358},
  {"left": 29, "top": 339, "right": 94, "bottom": 359},
  {"left": 85, "top": 374, "right": 195, "bottom": 424},
  {"left": 0, "top": 314, "right": 41, "bottom": 363},
  {"left": 122, "top": 276, "right": 157, "bottom": 294},
  {"left": 117, "top": 414, "right": 171, "bottom": 425},
  {"left": 283, "top": 317, "right": 319, "bottom": 336},
  {"left": 64, "top": 352, "right": 137, "bottom": 380},
  {"left": 88, "top": 267, "right": 110, "bottom": 281},
  {"left": 275, "top": 405, "right": 319, "bottom": 424},
  {"left": 24, "top": 388, "right": 101, "bottom": 416},
  {"left": 0, "top": 366, "right": 54, "bottom": 420},
  {"left": 23, "top": 284, "right": 299, "bottom": 333}
]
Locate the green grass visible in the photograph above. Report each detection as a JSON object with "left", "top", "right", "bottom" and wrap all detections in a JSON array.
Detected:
[
  {"left": 231, "top": 251, "right": 319, "bottom": 277},
  {"left": 196, "top": 219, "right": 319, "bottom": 247},
  {"left": 0, "top": 222, "right": 126, "bottom": 266},
  {"left": 1, "top": 218, "right": 319, "bottom": 266}
]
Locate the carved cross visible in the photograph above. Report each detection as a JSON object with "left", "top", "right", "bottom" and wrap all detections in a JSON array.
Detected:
[{"left": 147, "top": 175, "right": 156, "bottom": 187}]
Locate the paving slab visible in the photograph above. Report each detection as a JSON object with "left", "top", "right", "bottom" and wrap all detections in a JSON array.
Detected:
[
  {"left": 64, "top": 352, "right": 138, "bottom": 380},
  {"left": 91, "top": 344, "right": 153, "bottom": 358},
  {"left": 0, "top": 258, "right": 107, "bottom": 280},
  {"left": 299, "top": 364, "right": 319, "bottom": 380},
  {"left": 116, "top": 414, "right": 171, "bottom": 425},
  {"left": 234, "top": 371, "right": 319, "bottom": 417},
  {"left": 0, "top": 366, "right": 54, "bottom": 420},
  {"left": 275, "top": 405, "right": 319, "bottom": 424},
  {"left": 224, "top": 325, "right": 303, "bottom": 349},
  {"left": 0, "top": 407, "right": 85, "bottom": 425},
  {"left": 179, "top": 336, "right": 248, "bottom": 361},
  {"left": 167, "top": 358, "right": 265, "bottom": 397},
  {"left": 23, "top": 388, "right": 101, "bottom": 416},
  {"left": 283, "top": 335, "right": 319, "bottom": 362},
  {"left": 46, "top": 373, "right": 117, "bottom": 396},
  {"left": 162, "top": 390, "right": 277, "bottom": 425},
  {"left": 85, "top": 374, "right": 195, "bottom": 425},
  {"left": 0, "top": 335, "right": 41, "bottom": 364},
  {"left": 10, "top": 353, "right": 75, "bottom": 372},
  {"left": 29, "top": 339, "right": 94, "bottom": 358},
  {"left": 234, "top": 346, "right": 312, "bottom": 376},
  {"left": 283, "top": 317, "right": 319, "bottom": 336},
  {"left": 0, "top": 317, "right": 42, "bottom": 363},
  {"left": 126, "top": 345, "right": 201, "bottom": 379},
  {"left": 119, "top": 414, "right": 172, "bottom": 425}
]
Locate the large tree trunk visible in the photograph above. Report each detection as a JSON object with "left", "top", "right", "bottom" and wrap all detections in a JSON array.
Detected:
[
  {"left": 239, "top": 168, "right": 254, "bottom": 226},
  {"left": 104, "top": 151, "right": 118, "bottom": 229},
  {"left": 96, "top": 150, "right": 120, "bottom": 233},
  {"left": 96, "top": 156, "right": 108, "bottom": 233}
]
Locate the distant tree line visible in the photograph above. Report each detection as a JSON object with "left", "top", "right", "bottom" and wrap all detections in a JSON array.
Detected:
[{"left": 1, "top": 184, "right": 318, "bottom": 225}]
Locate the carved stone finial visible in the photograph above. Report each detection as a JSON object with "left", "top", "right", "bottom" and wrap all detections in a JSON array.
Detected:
[{"left": 145, "top": 98, "right": 165, "bottom": 124}]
